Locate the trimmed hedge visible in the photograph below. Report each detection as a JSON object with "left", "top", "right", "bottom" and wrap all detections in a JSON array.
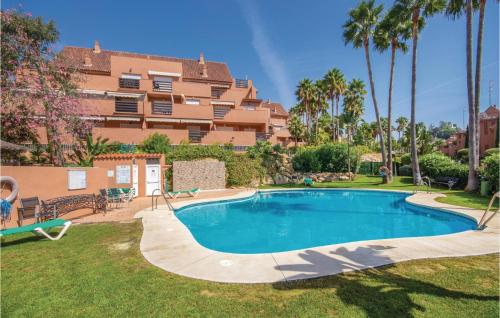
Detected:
[
  {"left": 399, "top": 164, "right": 412, "bottom": 176},
  {"left": 400, "top": 153, "right": 411, "bottom": 166},
  {"left": 419, "top": 153, "right": 468, "bottom": 185}
]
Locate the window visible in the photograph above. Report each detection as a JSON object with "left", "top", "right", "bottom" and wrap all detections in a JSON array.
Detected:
[
  {"left": 211, "top": 87, "right": 226, "bottom": 99},
  {"left": 152, "top": 100, "right": 172, "bottom": 115},
  {"left": 119, "top": 74, "right": 141, "bottom": 89},
  {"left": 242, "top": 105, "right": 256, "bottom": 111},
  {"left": 185, "top": 99, "right": 200, "bottom": 105},
  {"left": 115, "top": 97, "right": 138, "bottom": 113},
  {"left": 152, "top": 76, "right": 172, "bottom": 93}
]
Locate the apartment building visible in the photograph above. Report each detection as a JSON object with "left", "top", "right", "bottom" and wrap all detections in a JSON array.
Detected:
[
  {"left": 440, "top": 105, "right": 499, "bottom": 157},
  {"left": 42, "top": 41, "right": 291, "bottom": 148}
]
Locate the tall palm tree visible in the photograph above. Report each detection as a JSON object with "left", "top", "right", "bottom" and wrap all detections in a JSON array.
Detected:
[
  {"left": 374, "top": 7, "right": 412, "bottom": 182},
  {"left": 446, "top": 0, "right": 489, "bottom": 191},
  {"left": 395, "top": 116, "right": 409, "bottom": 142},
  {"left": 288, "top": 114, "right": 305, "bottom": 147},
  {"left": 323, "top": 68, "right": 346, "bottom": 141},
  {"left": 295, "top": 79, "right": 316, "bottom": 142},
  {"left": 343, "top": 0, "right": 388, "bottom": 181},
  {"left": 342, "top": 79, "right": 367, "bottom": 179},
  {"left": 394, "top": 0, "right": 446, "bottom": 184}
]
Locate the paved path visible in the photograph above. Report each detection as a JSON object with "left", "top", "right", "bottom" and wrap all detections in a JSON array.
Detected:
[{"left": 136, "top": 189, "right": 499, "bottom": 283}]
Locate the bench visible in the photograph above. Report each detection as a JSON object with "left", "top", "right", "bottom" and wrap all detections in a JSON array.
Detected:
[
  {"left": 41, "top": 194, "right": 106, "bottom": 219},
  {"left": 430, "top": 177, "right": 460, "bottom": 190}
]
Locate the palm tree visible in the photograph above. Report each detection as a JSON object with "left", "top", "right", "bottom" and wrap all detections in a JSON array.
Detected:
[
  {"left": 446, "top": 0, "right": 488, "bottom": 192},
  {"left": 394, "top": 0, "right": 446, "bottom": 184},
  {"left": 395, "top": 116, "right": 409, "bottom": 142},
  {"left": 343, "top": 0, "right": 388, "bottom": 180},
  {"left": 374, "top": 7, "right": 412, "bottom": 182},
  {"left": 323, "top": 68, "right": 346, "bottom": 141},
  {"left": 342, "top": 79, "right": 367, "bottom": 179},
  {"left": 295, "top": 79, "right": 316, "bottom": 142},
  {"left": 71, "top": 135, "right": 109, "bottom": 167},
  {"left": 288, "top": 114, "right": 305, "bottom": 147},
  {"left": 313, "top": 80, "right": 329, "bottom": 141}
]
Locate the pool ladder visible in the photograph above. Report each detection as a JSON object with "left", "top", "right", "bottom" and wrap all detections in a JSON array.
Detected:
[
  {"left": 151, "top": 189, "right": 174, "bottom": 211},
  {"left": 477, "top": 192, "right": 499, "bottom": 230}
]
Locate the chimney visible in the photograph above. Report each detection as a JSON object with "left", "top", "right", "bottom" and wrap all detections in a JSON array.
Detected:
[
  {"left": 202, "top": 64, "right": 208, "bottom": 78},
  {"left": 83, "top": 56, "right": 92, "bottom": 67},
  {"left": 93, "top": 40, "right": 101, "bottom": 54},
  {"left": 199, "top": 52, "right": 205, "bottom": 65}
]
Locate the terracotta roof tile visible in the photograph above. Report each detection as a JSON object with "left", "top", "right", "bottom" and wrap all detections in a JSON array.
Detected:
[
  {"left": 262, "top": 102, "right": 288, "bottom": 118},
  {"left": 59, "top": 46, "right": 233, "bottom": 83},
  {"left": 94, "top": 153, "right": 163, "bottom": 160}
]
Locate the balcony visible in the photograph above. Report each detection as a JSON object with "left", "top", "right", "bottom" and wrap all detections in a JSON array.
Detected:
[
  {"left": 214, "top": 108, "right": 269, "bottom": 124},
  {"left": 115, "top": 98, "right": 138, "bottom": 113},
  {"left": 152, "top": 101, "right": 172, "bottom": 115},
  {"left": 152, "top": 80, "right": 172, "bottom": 93},
  {"left": 201, "top": 130, "right": 257, "bottom": 146},
  {"left": 235, "top": 79, "right": 249, "bottom": 88},
  {"left": 119, "top": 78, "right": 140, "bottom": 89}
]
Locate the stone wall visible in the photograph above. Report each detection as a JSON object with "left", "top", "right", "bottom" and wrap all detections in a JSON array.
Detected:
[{"left": 172, "top": 159, "right": 226, "bottom": 191}]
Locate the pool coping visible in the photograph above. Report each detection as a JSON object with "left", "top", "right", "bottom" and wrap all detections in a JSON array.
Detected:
[{"left": 135, "top": 188, "right": 499, "bottom": 283}]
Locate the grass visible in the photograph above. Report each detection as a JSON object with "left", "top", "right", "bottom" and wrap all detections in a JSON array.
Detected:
[
  {"left": 260, "top": 176, "right": 498, "bottom": 210},
  {"left": 1, "top": 221, "right": 499, "bottom": 318}
]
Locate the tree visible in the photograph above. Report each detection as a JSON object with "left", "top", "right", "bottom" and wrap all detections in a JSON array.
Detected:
[
  {"left": 394, "top": 0, "right": 446, "bottom": 184},
  {"left": 374, "top": 7, "right": 412, "bottom": 182},
  {"left": 1, "top": 10, "right": 90, "bottom": 165},
  {"left": 287, "top": 114, "right": 305, "bottom": 147},
  {"left": 323, "top": 68, "right": 346, "bottom": 141},
  {"left": 343, "top": 0, "right": 387, "bottom": 177},
  {"left": 395, "top": 116, "right": 409, "bottom": 142},
  {"left": 429, "top": 121, "right": 460, "bottom": 139},
  {"left": 295, "top": 79, "right": 316, "bottom": 142},
  {"left": 71, "top": 135, "right": 109, "bottom": 167},
  {"left": 312, "top": 80, "right": 329, "bottom": 142},
  {"left": 446, "top": 0, "right": 489, "bottom": 192},
  {"left": 139, "top": 133, "right": 171, "bottom": 154},
  {"left": 342, "top": 79, "right": 367, "bottom": 179}
]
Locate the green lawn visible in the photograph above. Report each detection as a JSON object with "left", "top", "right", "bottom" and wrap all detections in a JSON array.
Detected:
[
  {"left": 1, "top": 221, "right": 498, "bottom": 317},
  {"left": 261, "top": 176, "right": 498, "bottom": 210}
]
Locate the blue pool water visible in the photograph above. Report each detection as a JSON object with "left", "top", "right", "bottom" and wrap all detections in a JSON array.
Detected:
[{"left": 175, "top": 190, "right": 476, "bottom": 254}]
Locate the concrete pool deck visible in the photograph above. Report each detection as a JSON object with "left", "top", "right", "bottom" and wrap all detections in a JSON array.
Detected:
[{"left": 135, "top": 189, "right": 499, "bottom": 283}]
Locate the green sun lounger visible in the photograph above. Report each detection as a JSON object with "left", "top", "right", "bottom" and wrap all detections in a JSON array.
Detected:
[
  {"left": 0, "top": 218, "right": 72, "bottom": 241},
  {"left": 166, "top": 188, "right": 200, "bottom": 199},
  {"left": 304, "top": 178, "right": 314, "bottom": 187}
]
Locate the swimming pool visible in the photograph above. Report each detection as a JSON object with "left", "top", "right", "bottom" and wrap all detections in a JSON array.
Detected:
[{"left": 175, "top": 190, "right": 477, "bottom": 254}]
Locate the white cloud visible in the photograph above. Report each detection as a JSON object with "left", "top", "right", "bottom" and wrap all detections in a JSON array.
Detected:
[{"left": 238, "top": 0, "right": 295, "bottom": 107}]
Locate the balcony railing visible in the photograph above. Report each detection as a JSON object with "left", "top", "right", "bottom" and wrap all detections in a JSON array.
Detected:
[
  {"left": 152, "top": 101, "right": 172, "bottom": 115},
  {"left": 213, "top": 106, "right": 231, "bottom": 119},
  {"left": 119, "top": 78, "right": 140, "bottom": 89},
  {"left": 115, "top": 98, "right": 138, "bottom": 113},
  {"left": 152, "top": 80, "right": 172, "bottom": 93},
  {"left": 235, "top": 79, "right": 249, "bottom": 88}
]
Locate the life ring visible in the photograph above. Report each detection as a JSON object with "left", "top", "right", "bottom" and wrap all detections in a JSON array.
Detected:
[{"left": 1, "top": 176, "right": 19, "bottom": 203}]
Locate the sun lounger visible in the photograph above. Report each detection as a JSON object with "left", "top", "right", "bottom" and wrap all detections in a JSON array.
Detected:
[
  {"left": 0, "top": 218, "right": 72, "bottom": 241},
  {"left": 304, "top": 178, "right": 314, "bottom": 187},
  {"left": 167, "top": 188, "right": 200, "bottom": 199}
]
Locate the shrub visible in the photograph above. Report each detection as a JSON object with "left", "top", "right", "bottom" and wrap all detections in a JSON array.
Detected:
[
  {"left": 481, "top": 153, "right": 499, "bottom": 193},
  {"left": 419, "top": 153, "right": 468, "bottom": 185},
  {"left": 292, "top": 143, "right": 361, "bottom": 173},
  {"left": 483, "top": 148, "right": 499, "bottom": 157},
  {"left": 399, "top": 165, "right": 412, "bottom": 176},
  {"left": 292, "top": 148, "right": 321, "bottom": 172},
  {"left": 400, "top": 153, "right": 411, "bottom": 166},
  {"left": 226, "top": 154, "right": 264, "bottom": 187},
  {"left": 456, "top": 148, "right": 468, "bottom": 163},
  {"left": 165, "top": 144, "right": 262, "bottom": 187},
  {"left": 139, "top": 133, "right": 171, "bottom": 154}
]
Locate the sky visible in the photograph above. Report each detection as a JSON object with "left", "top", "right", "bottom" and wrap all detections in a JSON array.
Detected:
[{"left": 4, "top": 0, "right": 499, "bottom": 128}]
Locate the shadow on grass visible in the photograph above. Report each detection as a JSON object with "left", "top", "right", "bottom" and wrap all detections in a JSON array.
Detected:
[
  {"left": 0, "top": 230, "right": 65, "bottom": 247},
  {"left": 272, "top": 246, "right": 497, "bottom": 318}
]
